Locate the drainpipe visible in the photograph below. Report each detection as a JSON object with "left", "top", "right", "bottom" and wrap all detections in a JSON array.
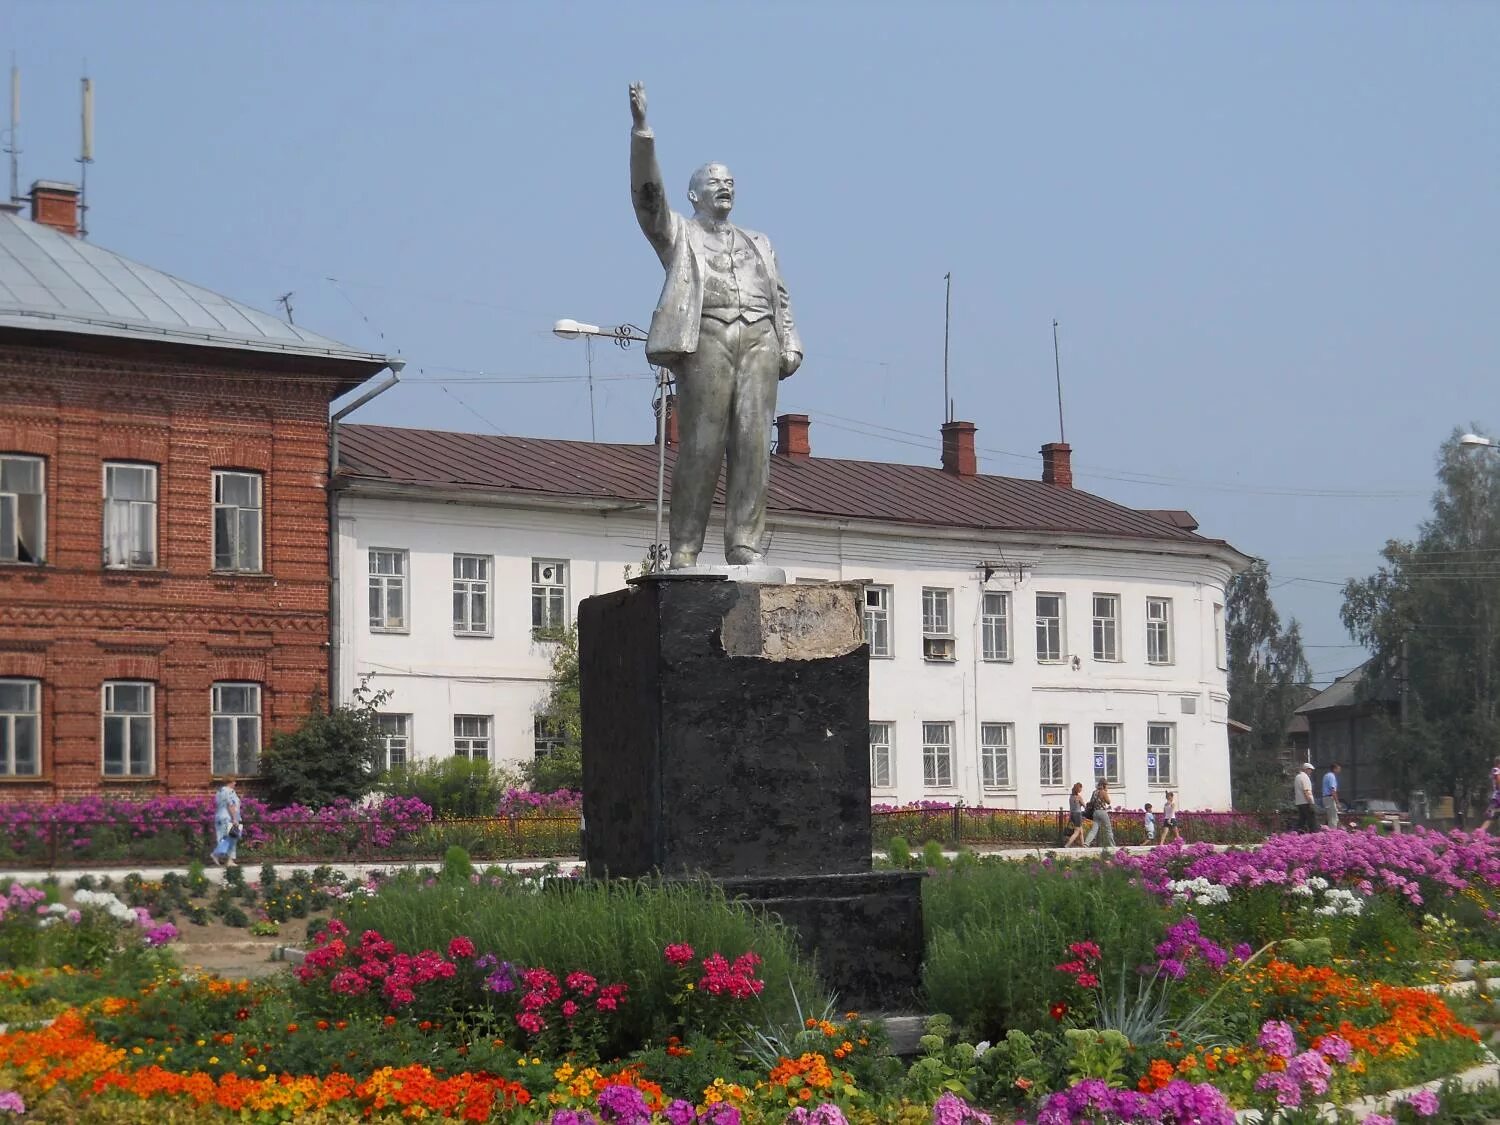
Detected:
[{"left": 328, "top": 361, "right": 404, "bottom": 705}]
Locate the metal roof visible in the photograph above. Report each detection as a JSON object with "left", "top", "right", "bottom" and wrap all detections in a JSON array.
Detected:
[
  {"left": 339, "top": 423, "right": 1233, "bottom": 546},
  {"left": 0, "top": 210, "right": 390, "bottom": 366},
  {"left": 1295, "top": 660, "right": 1396, "bottom": 714}
]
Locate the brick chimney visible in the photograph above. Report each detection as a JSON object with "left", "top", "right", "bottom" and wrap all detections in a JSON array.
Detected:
[
  {"left": 774, "top": 413, "right": 811, "bottom": 458},
  {"left": 1041, "top": 442, "right": 1073, "bottom": 487},
  {"left": 653, "top": 393, "right": 679, "bottom": 446},
  {"left": 30, "top": 181, "right": 81, "bottom": 237},
  {"left": 941, "top": 421, "right": 977, "bottom": 476}
]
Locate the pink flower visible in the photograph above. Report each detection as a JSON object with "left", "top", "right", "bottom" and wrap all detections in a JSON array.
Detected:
[
  {"left": 562, "top": 1000, "right": 579, "bottom": 1018},
  {"left": 515, "top": 1011, "right": 545, "bottom": 1034},
  {"left": 447, "top": 936, "right": 475, "bottom": 959},
  {"left": 664, "top": 943, "right": 696, "bottom": 967},
  {"left": 1406, "top": 1091, "right": 1440, "bottom": 1117}
]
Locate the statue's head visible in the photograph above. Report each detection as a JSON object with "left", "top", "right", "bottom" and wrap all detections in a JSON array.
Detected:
[{"left": 687, "top": 162, "right": 734, "bottom": 220}]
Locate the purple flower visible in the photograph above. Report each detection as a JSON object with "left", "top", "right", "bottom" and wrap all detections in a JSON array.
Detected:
[
  {"left": 1254, "top": 1072, "right": 1302, "bottom": 1108},
  {"left": 785, "top": 1106, "right": 850, "bottom": 1125},
  {"left": 143, "top": 922, "right": 178, "bottom": 947},
  {"left": 485, "top": 962, "right": 517, "bottom": 993},
  {"left": 1288, "top": 1050, "right": 1332, "bottom": 1097},
  {"left": 550, "top": 1112, "right": 599, "bottom": 1125},
  {"left": 664, "top": 1102, "right": 698, "bottom": 1125},
  {"left": 1317, "top": 1034, "right": 1353, "bottom": 1063},
  {"left": 1361, "top": 1116, "right": 1395, "bottom": 1125},
  {"left": 0, "top": 1091, "right": 24, "bottom": 1116},
  {"left": 1258, "top": 1019, "right": 1298, "bottom": 1059},
  {"left": 596, "top": 1084, "right": 651, "bottom": 1125},
  {"left": 1233, "top": 942, "right": 1254, "bottom": 961},
  {"left": 932, "top": 1092, "right": 992, "bottom": 1125},
  {"left": 1406, "top": 1090, "right": 1440, "bottom": 1117}
]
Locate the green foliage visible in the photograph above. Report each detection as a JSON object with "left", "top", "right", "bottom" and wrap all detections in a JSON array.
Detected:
[
  {"left": 922, "top": 840, "right": 947, "bottom": 869},
  {"left": 921, "top": 858, "right": 1168, "bottom": 1038},
  {"left": 382, "top": 755, "right": 519, "bottom": 817},
  {"left": 1063, "top": 1028, "right": 1130, "bottom": 1086},
  {"left": 258, "top": 675, "right": 390, "bottom": 809},
  {"left": 888, "top": 837, "right": 912, "bottom": 868},
  {"left": 1226, "top": 559, "right": 1314, "bottom": 811},
  {"left": 441, "top": 845, "right": 474, "bottom": 883},
  {"left": 524, "top": 624, "right": 583, "bottom": 792},
  {"left": 1343, "top": 426, "right": 1500, "bottom": 819}
]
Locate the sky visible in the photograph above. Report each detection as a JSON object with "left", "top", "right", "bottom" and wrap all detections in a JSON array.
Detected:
[{"left": 7, "top": 1, "right": 1498, "bottom": 686}]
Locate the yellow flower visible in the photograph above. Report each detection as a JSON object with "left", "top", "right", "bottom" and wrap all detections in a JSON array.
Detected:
[{"left": 208, "top": 1056, "right": 219, "bottom": 1064}]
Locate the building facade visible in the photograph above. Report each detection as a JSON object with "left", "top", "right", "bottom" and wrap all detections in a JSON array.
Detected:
[
  {"left": 334, "top": 418, "right": 1249, "bottom": 811},
  {"left": 0, "top": 189, "right": 392, "bottom": 798}
]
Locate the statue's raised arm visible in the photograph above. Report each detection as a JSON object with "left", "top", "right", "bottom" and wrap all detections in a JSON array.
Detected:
[{"left": 629, "top": 82, "right": 674, "bottom": 254}]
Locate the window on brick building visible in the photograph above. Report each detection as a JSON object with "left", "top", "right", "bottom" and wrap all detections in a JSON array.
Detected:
[
  {"left": 212, "top": 471, "right": 263, "bottom": 572},
  {"left": 0, "top": 679, "right": 41, "bottom": 776},
  {"left": 0, "top": 454, "right": 45, "bottom": 565},
  {"left": 453, "top": 554, "right": 491, "bottom": 635},
  {"left": 453, "top": 715, "right": 490, "bottom": 760},
  {"left": 211, "top": 683, "right": 261, "bottom": 776},
  {"left": 102, "top": 681, "right": 154, "bottom": 776},
  {"left": 377, "top": 714, "right": 410, "bottom": 771},
  {"left": 103, "top": 463, "right": 157, "bottom": 569},
  {"left": 531, "top": 560, "right": 568, "bottom": 639},
  {"left": 369, "top": 549, "right": 408, "bottom": 631}
]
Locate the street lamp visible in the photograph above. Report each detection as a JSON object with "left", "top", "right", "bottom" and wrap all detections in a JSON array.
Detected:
[
  {"left": 551, "top": 319, "right": 672, "bottom": 570},
  {"left": 1460, "top": 433, "right": 1496, "bottom": 450}
]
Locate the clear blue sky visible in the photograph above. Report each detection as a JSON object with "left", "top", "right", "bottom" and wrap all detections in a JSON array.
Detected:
[{"left": 9, "top": 2, "right": 1498, "bottom": 686}]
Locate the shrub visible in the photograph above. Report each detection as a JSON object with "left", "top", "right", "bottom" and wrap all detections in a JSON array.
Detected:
[
  {"left": 382, "top": 756, "right": 520, "bottom": 818},
  {"left": 441, "top": 845, "right": 474, "bottom": 883},
  {"left": 258, "top": 677, "right": 389, "bottom": 808}
]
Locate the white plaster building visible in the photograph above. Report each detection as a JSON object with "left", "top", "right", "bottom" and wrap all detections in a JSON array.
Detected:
[{"left": 332, "top": 416, "right": 1249, "bottom": 810}]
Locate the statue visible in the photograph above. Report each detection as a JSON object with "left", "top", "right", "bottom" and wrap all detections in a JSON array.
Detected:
[{"left": 628, "top": 82, "right": 803, "bottom": 569}]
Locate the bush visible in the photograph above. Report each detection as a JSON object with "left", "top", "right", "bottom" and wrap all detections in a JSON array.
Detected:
[
  {"left": 382, "top": 756, "right": 518, "bottom": 817},
  {"left": 258, "top": 677, "right": 388, "bottom": 809}
]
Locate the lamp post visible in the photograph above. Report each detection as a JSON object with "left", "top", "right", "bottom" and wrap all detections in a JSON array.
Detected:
[
  {"left": 1461, "top": 433, "right": 1497, "bottom": 451},
  {"left": 552, "top": 319, "right": 671, "bottom": 570}
]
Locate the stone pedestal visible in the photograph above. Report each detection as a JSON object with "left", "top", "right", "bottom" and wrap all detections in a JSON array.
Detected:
[{"left": 578, "top": 576, "right": 923, "bottom": 1008}]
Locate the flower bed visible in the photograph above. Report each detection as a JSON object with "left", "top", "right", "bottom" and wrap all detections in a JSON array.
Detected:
[{"left": 871, "top": 804, "right": 1270, "bottom": 849}]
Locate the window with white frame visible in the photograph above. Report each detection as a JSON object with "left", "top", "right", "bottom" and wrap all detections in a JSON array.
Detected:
[
  {"left": 1092, "top": 594, "right": 1119, "bottom": 661},
  {"left": 981, "top": 591, "right": 1010, "bottom": 661},
  {"left": 0, "top": 454, "right": 45, "bottom": 565},
  {"left": 1036, "top": 593, "right": 1065, "bottom": 661},
  {"left": 921, "top": 587, "right": 955, "bottom": 661},
  {"left": 453, "top": 715, "right": 491, "bottom": 760},
  {"left": 863, "top": 586, "right": 892, "bottom": 658},
  {"left": 103, "top": 463, "right": 158, "bottom": 569},
  {"left": 1093, "top": 722, "right": 1122, "bottom": 786},
  {"left": 211, "top": 683, "right": 261, "bottom": 776},
  {"left": 453, "top": 554, "right": 491, "bottom": 635},
  {"left": 369, "top": 549, "right": 408, "bottom": 631},
  {"left": 869, "top": 721, "right": 894, "bottom": 789},
  {"left": 1147, "top": 722, "right": 1176, "bottom": 786},
  {"left": 102, "top": 681, "right": 154, "bottom": 776},
  {"left": 377, "top": 714, "right": 411, "bottom": 772},
  {"left": 922, "top": 721, "right": 954, "bottom": 787},
  {"left": 0, "top": 679, "right": 41, "bottom": 776},
  {"left": 1039, "top": 723, "right": 1066, "bottom": 788},
  {"left": 212, "top": 470, "right": 263, "bottom": 572},
  {"left": 980, "top": 722, "right": 1013, "bottom": 789},
  {"left": 534, "top": 717, "right": 565, "bottom": 760},
  {"left": 532, "top": 559, "right": 568, "bottom": 638},
  {"left": 1146, "top": 597, "right": 1174, "bottom": 664},
  {"left": 1214, "top": 602, "right": 1227, "bottom": 670}
]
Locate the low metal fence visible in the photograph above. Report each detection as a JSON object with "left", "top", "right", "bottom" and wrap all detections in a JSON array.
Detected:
[{"left": 870, "top": 806, "right": 1278, "bottom": 849}]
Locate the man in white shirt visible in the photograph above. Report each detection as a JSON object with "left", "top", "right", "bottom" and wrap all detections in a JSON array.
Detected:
[{"left": 1293, "top": 762, "right": 1316, "bottom": 833}]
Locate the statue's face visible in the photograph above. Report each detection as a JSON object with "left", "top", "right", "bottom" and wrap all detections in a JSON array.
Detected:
[{"left": 688, "top": 163, "right": 734, "bottom": 219}]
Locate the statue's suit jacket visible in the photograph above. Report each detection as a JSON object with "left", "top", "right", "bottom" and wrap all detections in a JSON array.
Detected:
[{"left": 630, "top": 127, "right": 801, "bottom": 371}]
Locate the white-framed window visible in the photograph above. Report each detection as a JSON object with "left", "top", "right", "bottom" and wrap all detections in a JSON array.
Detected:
[
  {"left": 532, "top": 559, "right": 569, "bottom": 638},
  {"left": 1039, "top": 723, "right": 1066, "bottom": 788},
  {"left": 103, "top": 463, "right": 158, "bottom": 569},
  {"left": 369, "top": 549, "right": 408, "bottom": 632},
  {"left": 922, "top": 587, "right": 955, "bottom": 662},
  {"left": 980, "top": 722, "right": 1013, "bottom": 789},
  {"left": 1147, "top": 597, "right": 1174, "bottom": 664},
  {"left": 534, "top": 717, "right": 565, "bottom": 760},
  {"left": 1214, "top": 602, "right": 1227, "bottom": 670},
  {"left": 1092, "top": 594, "right": 1119, "bottom": 661},
  {"left": 1147, "top": 722, "right": 1176, "bottom": 786},
  {"left": 922, "top": 721, "right": 954, "bottom": 788},
  {"left": 0, "top": 454, "right": 45, "bottom": 565},
  {"left": 0, "top": 679, "right": 41, "bottom": 776},
  {"left": 377, "top": 714, "right": 411, "bottom": 772},
  {"left": 1036, "top": 593, "right": 1065, "bottom": 662},
  {"left": 453, "top": 715, "right": 491, "bottom": 760},
  {"left": 1093, "top": 722, "right": 1122, "bottom": 787},
  {"left": 863, "top": 586, "right": 892, "bottom": 659},
  {"left": 981, "top": 591, "right": 1010, "bottom": 661},
  {"left": 869, "top": 721, "right": 894, "bottom": 789},
  {"left": 453, "top": 554, "right": 492, "bottom": 635},
  {"left": 211, "top": 682, "right": 261, "bottom": 776},
  {"left": 102, "top": 681, "right": 154, "bottom": 776},
  {"left": 212, "top": 470, "right": 263, "bottom": 572}
]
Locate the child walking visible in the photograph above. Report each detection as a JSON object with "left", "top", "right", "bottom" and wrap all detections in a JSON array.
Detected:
[
  {"left": 1064, "top": 782, "right": 1088, "bottom": 847},
  {"left": 1158, "top": 791, "right": 1180, "bottom": 846},
  {"left": 1143, "top": 802, "right": 1157, "bottom": 846}
]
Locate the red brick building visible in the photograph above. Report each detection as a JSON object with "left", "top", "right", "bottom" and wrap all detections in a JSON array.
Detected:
[{"left": 0, "top": 185, "right": 394, "bottom": 799}]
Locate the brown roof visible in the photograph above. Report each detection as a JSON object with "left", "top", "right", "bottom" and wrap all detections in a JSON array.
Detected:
[{"left": 337, "top": 424, "right": 1218, "bottom": 545}]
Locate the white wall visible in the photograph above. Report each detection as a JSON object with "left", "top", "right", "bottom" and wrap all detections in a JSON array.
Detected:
[{"left": 337, "top": 491, "right": 1237, "bottom": 810}]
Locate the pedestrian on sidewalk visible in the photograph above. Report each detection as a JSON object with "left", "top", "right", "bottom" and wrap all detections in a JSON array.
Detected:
[
  {"left": 1321, "top": 763, "right": 1342, "bottom": 829},
  {"left": 1294, "top": 763, "right": 1317, "bottom": 833},
  {"left": 1143, "top": 803, "right": 1157, "bottom": 846},
  {"left": 1084, "top": 782, "right": 1115, "bottom": 848},
  {"left": 1479, "top": 758, "right": 1500, "bottom": 834},
  {"left": 211, "top": 778, "right": 242, "bottom": 866},
  {"left": 1064, "top": 782, "right": 1087, "bottom": 847},
  {"left": 1159, "top": 791, "right": 1180, "bottom": 845}
]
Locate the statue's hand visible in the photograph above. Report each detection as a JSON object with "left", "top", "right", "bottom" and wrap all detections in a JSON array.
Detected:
[
  {"left": 629, "top": 82, "right": 648, "bottom": 129},
  {"left": 780, "top": 350, "right": 802, "bottom": 379}
]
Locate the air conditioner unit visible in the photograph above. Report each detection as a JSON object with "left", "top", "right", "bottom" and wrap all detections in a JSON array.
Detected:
[{"left": 923, "top": 636, "right": 955, "bottom": 662}]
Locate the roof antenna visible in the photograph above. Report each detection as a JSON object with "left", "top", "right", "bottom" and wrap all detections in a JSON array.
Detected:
[
  {"left": 1052, "top": 318, "right": 1066, "bottom": 443},
  {"left": 77, "top": 70, "right": 94, "bottom": 238},
  {"left": 942, "top": 272, "right": 953, "bottom": 423},
  {"left": 276, "top": 292, "right": 296, "bottom": 325},
  {"left": 5, "top": 57, "right": 19, "bottom": 206}
]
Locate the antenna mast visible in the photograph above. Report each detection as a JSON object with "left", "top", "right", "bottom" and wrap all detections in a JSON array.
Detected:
[
  {"left": 942, "top": 272, "right": 952, "bottom": 423},
  {"left": 77, "top": 72, "right": 93, "bottom": 238},
  {"left": 5, "top": 58, "right": 19, "bottom": 206},
  {"left": 1052, "top": 318, "right": 1066, "bottom": 443}
]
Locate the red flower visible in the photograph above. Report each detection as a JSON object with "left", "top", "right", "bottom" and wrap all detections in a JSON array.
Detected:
[
  {"left": 1076, "top": 973, "right": 1100, "bottom": 990},
  {"left": 664, "top": 943, "right": 696, "bottom": 968},
  {"left": 1050, "top": 1002, "right": 1069, "bottom": 1021},
  {"left": 447, "top": 936, "right": 476, "bottom": 960}
]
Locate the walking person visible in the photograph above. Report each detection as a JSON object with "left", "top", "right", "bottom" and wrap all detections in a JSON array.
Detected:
[
  {"left": 1143, "top": 803, "right": 1157, "bottom": 846},
  {"left": 1294, "top": 762, "right": 1317, "bottom": 833},
  {"left": 1321, "top": 763, "right": 1342, "bottom": 829},
  {"left": 1158, "top": 792, "right": 1181, "bottom": 846},
  {"left": 1084, "top": 782, "right": 1116, "bottom": 848},
  {"left": 1478, "top": 758, "right": 1500, "bottom": 833},
  {"left": 1063, "top": 782, "right": 1088, "bottom": 847},
  {"left": 211, "top": 778, "right": 242, "bottom": 866}
]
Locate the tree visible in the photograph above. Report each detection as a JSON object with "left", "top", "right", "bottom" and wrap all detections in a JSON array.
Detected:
[
  {"left": 1342, "top": 427, "right": 1500, "bottom": 821},
  {"left": 1225, "top": 559, "right": 1314, "bottom": 810},
  {"left": 259, "top": 676, "right": 390, "bottom": 808},
  {"left": 524, "top": 624, "right": 583, "bottom": 792}
]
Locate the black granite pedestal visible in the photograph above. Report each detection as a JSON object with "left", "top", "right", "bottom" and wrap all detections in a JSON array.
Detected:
[{"left": 578, "top": 576, "right": 923, "bottom": 1009}]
